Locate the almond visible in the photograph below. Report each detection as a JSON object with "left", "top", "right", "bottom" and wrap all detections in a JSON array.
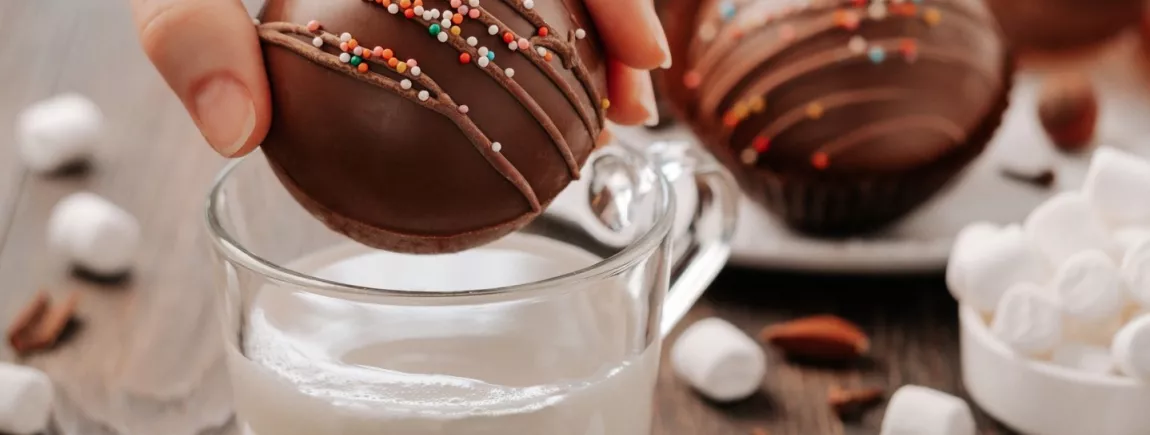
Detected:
[
  {"left": 827, "top": 385, "right": 884, "bottom": 416},
  {"left": 759, "top": 315, "right": 869, "bottom": 361}
]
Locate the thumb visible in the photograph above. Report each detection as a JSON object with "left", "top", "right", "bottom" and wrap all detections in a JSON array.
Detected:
[{"left": 132, "top": 0, "right": 271, "bottom": 157}]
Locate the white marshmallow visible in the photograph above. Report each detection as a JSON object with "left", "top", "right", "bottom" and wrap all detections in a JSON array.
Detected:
[
  {"left": 1025, "top": 192, "right": 1119, "bottom": 266},
  {"left": 1123, "top": 239, "right": 1150, "bottom": 308},
  {"left": 1063, "top": 316, "right": 1123, "bottom": 347},
  {"left": 1112, "top": 314, "right": 1150, "bottom": 380},
  {"left": 0, "top": 363, "right": 54, "bottom": 434},
  {"left": 16, "top": 93, "right": 102, "bottom": 173},
  {"left": 960, "top": 225, "right": 1050, "bottom": 313},
  {"left": 48, "top": 192, "right": 140, "bottom": 276},
  {"left": 991, "top": 283, "right": 1063, "bottom": 357},
  {"left": 879, "top": 385, "right": 975, "bottom": 435},
  {"left": 1050, "top": 343, "right": 1115, "bottom": 375},
  {"left": 1051, "top": 250, "right": 1127, "bottom": 324},
  {"left": 946, "top": 222, "right": 999, "bottom": 303},
  {"left": 670, "top": 317, "right": 765, "bottom": 402},
  {"left": 1083, "top": 147, "right": 1150, "bottom": 228},
  {"left": 1113, "top": 227, "right": 1150, "bottom": 254}
]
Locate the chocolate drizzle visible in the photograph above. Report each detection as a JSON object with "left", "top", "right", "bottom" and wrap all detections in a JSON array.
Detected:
[{"left": 258, "top": 22, "right": 542, "bottom": 211}]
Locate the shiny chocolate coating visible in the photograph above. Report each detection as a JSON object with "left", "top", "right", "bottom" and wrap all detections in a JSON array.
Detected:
[
  {"left": 986, "top": 0, "right": 1143, "bottom": 53},
  {"left": 256, "top": 0, "right": 606, "bottom": 253}
]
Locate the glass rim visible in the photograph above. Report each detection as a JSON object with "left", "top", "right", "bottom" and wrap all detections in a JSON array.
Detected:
[{"left": 204, "top": 148, "right": 676, "bottom": 300}]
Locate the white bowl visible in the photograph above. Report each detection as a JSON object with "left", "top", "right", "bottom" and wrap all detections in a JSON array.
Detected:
[{"left": 960, "top": 306, "right": 1150, "bottom": 435}]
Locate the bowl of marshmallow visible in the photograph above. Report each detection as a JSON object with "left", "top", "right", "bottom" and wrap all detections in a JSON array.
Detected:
[{"left": 948, "top": 146, "right": 1150, "bottom": 435}]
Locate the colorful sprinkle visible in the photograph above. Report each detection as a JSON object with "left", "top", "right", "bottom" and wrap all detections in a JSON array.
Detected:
[
  {"left": 405, "top": 8, "right": 415, "bottom": 18},
  {"left": 381, "top": 48, "right": 394, "bottom": 59},
  {"left": 469, "top": 0, "right": 479, "bottom": 7},
  {"left": 418, "top": 90, "right": 430, "bottom": 101},
  {"left": 353, "top": 46, "right": 365, "bottom": 56},
  {"left": 440, "top": 18, "right": 451, "bottom": 28},
  {"left": 523, "top": 0, "right": 535, "bottom": 9},
  {"left": 312, "top": 36, "right": 324, "bottom": 47},
  {"left": 478, "top": 56, "right": 491, "bottom": 67},
  {"left": 492, "top": 142, "right": 502, "bottom": 152},
  {"left": 460, "top": 52, "right": 472, "bottom": 64},
  {"left": 722, "top": 112, "right": 739, "bottom": 128},
  {"left": 868, "top": 46, "right": 886, "bottom": 63},
  {"left": 867, "top": 3, "right": 887, "bottom": 20},
  {"left": 438, "top": 32, "right": 450, "bottom": 42},
  {"left": 923, "top": 8, "right": 941, "bottom": 26},
  {"left": 443, "top": 10, "right": 453, "bottom": 19},
  {"left": 544, "top": 51, "right": 553, "bottom": 62},
  {"left": 401, "top": 79, "right": 413, "bottom": 90},
  {"left": 467, "top": 36, "right": 478, "bottom": 46},
  {"left": 468, "top": 8, "right": 481, "bottom": 18},
  {"left": 537, "top": 47, "right": 547, "bottom": 56},
  {"left": 848, "top": 35, "right": 867, "bottom": 54},
  {"left": 505, "top": 68, "right": 515, "bottom": 77},
  {"left": 339, "top": 42, "right": 350, "bottom": 52},
  {"left": 502, "top": 32, "right": 515, "bottom": 43},
  {"left": 388, "top": 57, "right": 399, "bottom": 68},
  {"left": 452, "top": 14, "right": 464, "bottom": 24},
  {"left": 518, "top": 38, "right": 530, "bottom": 49},
  {"left": 340, "top": 33, "right": 352, "bottom": 42},
  {"left": 892, "top": 3, "right": 917, "bottom": 16},
  {"left": 806, "top": 103, "right": 824, "bottom": 119},
  {"left": 388, "top": 3, "right": 400, "bottom": 13},
  {"left": 834, "top": 10, "right": 860, "bottom": 30},
  {"left": 601, "top": 98, "right": 611, "bottom": 110},
  {"left": 748, "top": 96, "right": 766, "bottom": 113},
  {"left": 429, "top": 24, "right": 442, "bottom": 35},
  {"left": 752, "top": 136, "right": 770, "bottom": 152},
  {"left": 487, "top": 51, "right": 495, "bottom": 60},
  {"left": 508, "top": 41, "right": 519, "bottom": 50},
  {"left": 538, "top": 27, "right": 549, "bottom": 37},
  {"left": 451, "top": 26, "right": 462, "bottom": 35},
  {"left": 400, "top": 0, "right": 411, "bottom": 7},
  {"left": 307, "top": 20, "right": 321, "bottom": 32},
  {"left": 339, "top": 52, "right": 351, "bottom": 63},
  {"left": 413, "top": 5, "right": 425, "bottom": 15},
  {"left": 575, "top": 29, "right": 587, "bottom": 40},
  {"left": 412, "top": 66, "right": 422, "bottom": 76},
  {"left": 683, "top": 71, "right": 702, "bottom": 89},
  {"left": 740, "top": 148, "right": 758, "bottom": 165},
  {"left": 478, "top": 47, "right": 489, "bottom": 57},
  {"left": 450, "top": 0, "right": 461, "bottom": 7},
  {"left": 396, "top": 62, "right": 408, "bottom": 73},
  {"left": 811, "top": 152, "right": 829, "bottom": 170},
  {"left": 900, "top": 39, "right": 918, "bottom": 62},
  {"left": 459, "top": 5, "right": 469, "bottom": 14},
  {"left": 719, "top": 1, "right": 736, "bottom": 21},
  {"left": 423, "top": 10, "right": 434, "bottom": 20},
  {"left": 459, "top": 105, "right": 470, "bottom": 114},
  {"left": 357, "top": 63, "right": 369, "bottom": 73}
]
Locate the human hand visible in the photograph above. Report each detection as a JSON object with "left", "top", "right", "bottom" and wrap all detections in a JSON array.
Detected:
[{"left": 131, "top": 0, "right": 670, "bottom": 158}]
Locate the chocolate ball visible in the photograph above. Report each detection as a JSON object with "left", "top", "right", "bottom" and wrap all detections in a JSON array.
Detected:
[
  {"left": 1038, "top": 73, "right": 1098, "bottom": 153},
  {"left": 985, "top": 0, "right": 1142, "bottom": 54},
  {"left": 660, "top": 0, "right": 1013, "bottom": 236},
  {"left": 255, "top": 0, "right": 607, "bottom": 253}
]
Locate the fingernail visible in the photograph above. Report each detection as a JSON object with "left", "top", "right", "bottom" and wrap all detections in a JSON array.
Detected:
[
  {"left": 639, "top": 2, "right": 673, "bottom": 70},
  {"left": 638, "top": 72, "right": 660, "bottom": 127},
  {"left": 193, "top": 75, "right": 256, "bottom": 157}
]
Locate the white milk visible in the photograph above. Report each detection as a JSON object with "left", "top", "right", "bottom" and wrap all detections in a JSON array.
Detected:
[{"left": 226, "top": 233, "right": 661, "bottom": 435}]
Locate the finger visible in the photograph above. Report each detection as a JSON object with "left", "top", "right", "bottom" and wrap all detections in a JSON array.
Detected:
[
  {"left": 585, "top": 0, "right": 671, "bottom": 70},
  {"left": 596, "top": 128, "right": 614, "bottom": 147},
  {"left": 131, "top": 0, "right": 271, "bottom": 157},
  {"left": 606, "top": 60, "right": 659, "bottom": 126}
]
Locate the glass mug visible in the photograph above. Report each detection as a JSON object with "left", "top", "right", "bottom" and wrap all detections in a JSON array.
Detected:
[{"left": 207, "top": 136, "right": 737, "bottom": 435}]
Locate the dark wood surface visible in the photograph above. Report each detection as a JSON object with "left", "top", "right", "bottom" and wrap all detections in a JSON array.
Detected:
[{"left": 0, "top": 2, "right": 1021, "bottom": 434}]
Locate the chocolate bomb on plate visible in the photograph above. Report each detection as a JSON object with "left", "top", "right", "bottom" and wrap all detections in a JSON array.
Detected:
[
  {"left": 660, "top": 0, "right": 1013, "bottom": 236},
  {"left": 255, "top": 0, "right": 607, "bottom": 254},
  {"left": 985, "top": 0, "right": 1143, "bottom": 54}
]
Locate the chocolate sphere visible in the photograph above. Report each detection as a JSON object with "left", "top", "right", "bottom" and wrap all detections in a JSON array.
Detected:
[
  {"left": 256, "top": 0, "right": 607, "bottom": 253},
  {"left": 1038, "top": 73, "right": 1098, "bottom": 153},
  {"left": 660, "top": 0, "right": 1013, "bottom": 236},
  {"left": 986, "top": 0, "right": 1143, "bottom": 54}
]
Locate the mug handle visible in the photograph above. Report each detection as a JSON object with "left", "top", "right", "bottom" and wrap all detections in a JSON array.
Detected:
[{"left": 616, "top": 130, "right": 740, "bottom": 337}]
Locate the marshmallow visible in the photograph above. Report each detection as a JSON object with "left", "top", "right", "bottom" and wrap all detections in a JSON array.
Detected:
[
  {"left": 1063, "top": 316, "right": 1123, "bottom": 347},
  {"left": 16, "top": 93, "right": 102, "bottom": 173},
  {"left": 1122, "top": 239, "right": 1150, "bottom": 308},
  {"left": 1114, "top": 227, "right": 1150, "bottom": 252},
  {"left": 879, "top": 385, "right": 975, "bottom": 435},
  {"left": 991, "top": 283, "right": 1063, "bottom": 357},
  {"left": 670, "top": 317, "right": 766, "bottom": 402},
  {"left": 1083, "top": 147, "right": 1150, "bottom": 228},
  {"left": 1051, "top": 250, "right": 1127, "bottom": 324},
  {"left": 946, "top": 222, "right": 999, "bottom": 303},
  {"left": 0, "top": 363, "right": 54, "bottom": 434},
  {"left": 1111, "top": 314, "right": 1150, "bottom": 380},
  {"left": 960, "top": 225, "right": 1050, "bottom": 313},
  {"left": 48, "top": 192, "right": 140, "bottom": 276},
  {"left": 1050, "top": 343, "right": 1115, "bottom": 375},
  {"left": 1025, "top": 192, "right": 1119, "bottom": 266}
]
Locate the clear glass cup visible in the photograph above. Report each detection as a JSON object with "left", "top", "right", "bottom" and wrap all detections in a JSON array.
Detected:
[{"left": 206, "top": 137, "right": 737, "bottom": 435}]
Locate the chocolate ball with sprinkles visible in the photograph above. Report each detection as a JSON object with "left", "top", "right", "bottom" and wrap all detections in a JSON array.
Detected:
[
  {"left": 254, "top": 0, "right": 607, "bottom": 253},
  {"left": 985, "top": 0, "right": 1143, "bottom": 55},
  {"left": 660, "top": 0, "right": 1013, "bottom": 236}
]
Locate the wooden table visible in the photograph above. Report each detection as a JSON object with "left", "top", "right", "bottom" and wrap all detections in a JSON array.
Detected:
[{"left": 0, "top": 1, "right": 1017, "bottom": 434}]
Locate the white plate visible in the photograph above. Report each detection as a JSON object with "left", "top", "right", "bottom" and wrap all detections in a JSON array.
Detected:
[{"left": 617, "top": 34, "right": 1150, "bottom": 274}]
